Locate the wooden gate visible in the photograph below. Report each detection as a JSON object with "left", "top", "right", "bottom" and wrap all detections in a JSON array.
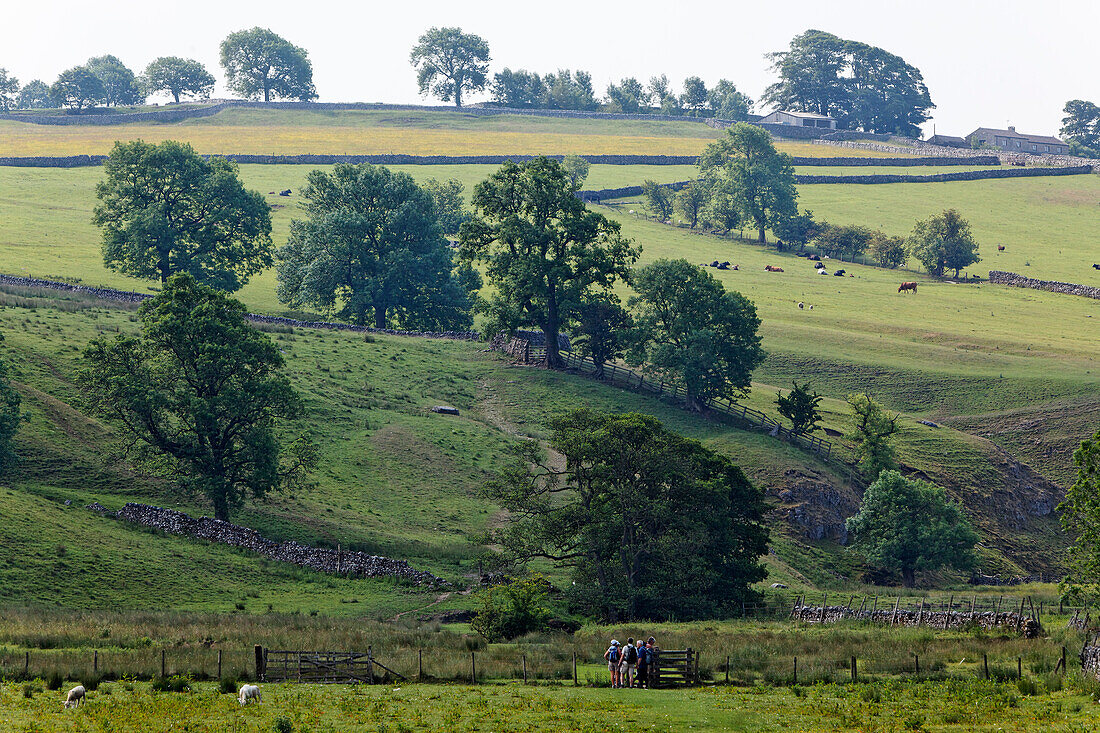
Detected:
[
  {"left": 648, "top": 648, "right": 700, "bottom": 688},
  {"left": 258, "top": 647, "right": 405, "bottom": 684}
]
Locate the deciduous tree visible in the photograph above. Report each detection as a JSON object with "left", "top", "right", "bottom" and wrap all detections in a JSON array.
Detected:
[
  {"left": 277, "top": 164, "right": 476, "bottom": 330},
  {"left": 51, "top": 66, "right": 106, "bottom": 110},
  {"left": 628, "top": 259, "right": 765, "bottom": 411},
  {"left": 776, "top": 381, "right": 823, "bottom": 435},
  {"left": 641, "top": 180, "right": 674, "bottom": 221},
  {"left": 144, "top": 57, "right": 216, "bottom": 103},
  {"left": 1061, "top": 99, "right": 1100, "bottom": 156},
  {"left": 86, "top": 55, "right": 144, "bottom": 106},
  {"left": 490, "top": 68, "right": 544, "bottom": 107},
  {"left": 605, "top": 77, "right": 647, "bottom": 113},
  {"left": 675, "top": 180, "right": 709, "bottom": 228},
  {"left": 1059, "top": 428, "right": 1100, "bottom": 602},
  {"left": 93, "top": 140, "right": 273, "bottom": 291},
  {"left": 422, "top": 177, "right": 470, "bottom": 236},
  {"left": 908, "top": 209, "right": 980, "bottom": 278},
  {"left": 845, "top": 393, "right": 900, "bottom": 481},
  {"left": 700, "top": 123, "right": 798, "bottom": 243},
  {"left": 772, "top": 210, "right": 819, "bottom": 249},
  {"left": 708, "top": 79, "right": 752, "bottom": 120},
  {"left": 846, "top": 470, "right": 978, "bottom": 587},
  {"left": 572, "top": 292, "right": 631, "bottom": 379},
  {"left": 460, "top": 157, "right": 638, "bottom": 369},
  {"left": 16, "top": 79, "right": 54, "bottom": 109},
  {"left": 483, "top": 409, "right": 769, "bottom": 621},
  {"left": 561, "top": 154, "right": 590, "bottom": 188},
  {"left": 220, "top": 27, "right": 316, "bottom": 102},
  {"left": 680, "top": 76, "right": 708, "bottom": 116},
  {"left": 410, "top": 27, "right": 490, "bottom": 107},
  {"left": 869, "top": 232, "right": 909, "bottom": 269},
  {"left": 0, "top": 68, "right": 19, "bottom": 110},
  {"left": 79, "top": 275, "right": 315, "bottom": 521}
]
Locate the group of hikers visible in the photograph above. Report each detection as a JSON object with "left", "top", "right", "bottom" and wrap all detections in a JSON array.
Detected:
[{"left": 603, "top": 637, "right": 657, "bottom": 689}]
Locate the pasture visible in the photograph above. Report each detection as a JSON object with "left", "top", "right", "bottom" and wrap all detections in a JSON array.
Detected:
[{"left": 0, "top": 107, "right": 907, "bottom": 158}]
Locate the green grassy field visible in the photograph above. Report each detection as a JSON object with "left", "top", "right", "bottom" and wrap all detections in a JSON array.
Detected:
[{"left": 5, "top": 676, "right": 1100, "bottom": 732}]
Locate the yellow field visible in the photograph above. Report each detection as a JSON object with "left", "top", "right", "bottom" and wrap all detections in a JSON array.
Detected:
[{"left": 0, "top": 119, "right": 906, "bottom": 158}]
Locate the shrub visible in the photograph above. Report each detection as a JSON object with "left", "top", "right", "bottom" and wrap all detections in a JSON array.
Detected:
[
  {"left": 83, "top": 674, "right": 101, "bottom": 691},
  {"left": 46, "top": 671, "right": 64, "bottom": 690},
  {"left": 22, "top": 683, "right": 41, "bottom": 698},
  {"left": 151, "top": 674, "right": 191, "bottom": 693},
  {"left": 274, "top": 718, "right": 294, "bottom": 733},
  {"left": 470, "top": 575, "right": 553, "bottom": 642},
  {"left": 218, "top": 677, "right": 238, "bottom": 695}
]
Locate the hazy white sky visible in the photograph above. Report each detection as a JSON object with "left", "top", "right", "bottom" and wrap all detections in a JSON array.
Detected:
[{"left": 5, "top": 0, "right": 1098, "bottom": 136}]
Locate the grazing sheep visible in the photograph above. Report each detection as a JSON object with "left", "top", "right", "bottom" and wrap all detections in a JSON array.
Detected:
[
  {"left": 797, "top": 301, "right": 804, "bottom": 309},
  {"left": 238, "top": 684, "right": 262, "bottom": 706},
  {"left": 808, "top": 304, "right": 814, "bottom": 310},
  {"left": 63, "top": 685, "right": 85, "bottom": 709}
]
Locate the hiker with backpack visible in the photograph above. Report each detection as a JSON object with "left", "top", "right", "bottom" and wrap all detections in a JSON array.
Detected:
[
  {"left": 604, "top": 640, "right": 622, "bottom": 688},
  {"left": 636, "top": 638, "right": 649, "bottom": 688},
  {"left": 620, "top": 637, "right": 638, "bottom": 688}
]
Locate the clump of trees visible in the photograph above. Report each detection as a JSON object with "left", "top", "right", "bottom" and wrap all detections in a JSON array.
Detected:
[
  {"left": 846, "top": 470, "right": 978, "bottom": 587},
  {"left": 93, "top": 140, "right": 273, "bottom": 292},
  {"left": 490, "top": 68, "right": 597, "bottom": 111},
  {"left": 51, "top": 66, "right": 107, "bottom": 110},
  {"left": 482, "top": 409, "right": 769, "bottom": 621},
  {"left": 79, "top": 275, "right": 316, "bottom": 522},
  {"left": 410, "top": 27, "right": 490, "bottom": 107},
  {"left": 764, "top": 29, "right": 934, "bottom": 137},
  {"left": 776, "top": 381, "right": 823, "bottom": 435},
  {"left": 276, "top": 164, "right": 478, "bottom": 331},
  {"left": 220, "top": 27, "right": 316, "bottom": 102},
  {"left": 1061, "top": 100, "right": 1100, "bottom": 158},
  {"left": 845, "top": 393, "right": 900, "bottom": 482},
  {"left": 85, "top": 55, "right": 143, "bottom": 106},
  {"left": 0, "top": 68, "right": 19, "bottom": 111}
]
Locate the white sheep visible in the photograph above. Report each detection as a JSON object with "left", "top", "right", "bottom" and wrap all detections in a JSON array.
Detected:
[
  {"left": 797, "top": 301, "right": 804, "bottom": 309},
  {"left": 63, "top": 685, "right": 85, "bottom": 709},
  {"left": 238, "top": 684, "right": 262, "bottom": 706}
]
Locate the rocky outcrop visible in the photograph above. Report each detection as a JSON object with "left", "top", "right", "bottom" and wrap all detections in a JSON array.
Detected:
[{"left": 106, "top": 503, "right": 444, "bottom": 585}]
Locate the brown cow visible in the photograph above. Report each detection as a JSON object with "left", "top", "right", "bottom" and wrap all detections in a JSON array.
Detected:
[
  {"left": 898, "top": 282, "right": 918, "bottom": 293},
  {"left": 764, "top": 265, "right": 784, "bottom": 272}
]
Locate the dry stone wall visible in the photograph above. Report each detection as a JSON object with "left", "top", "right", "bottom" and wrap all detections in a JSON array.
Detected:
[
  {"left": 796, "top": 166, "right": 1092, "bottom": 184},
  {"left": 792, "top": 604, "right": 1041, "bottom": 637},
  {"left": 0, "top": 274, "right": 481, "bottom": 340},
  {"left": 107, "top": 503, "right": 444, "bottom": 585},
  {"left": 1082, "top": 645, "right": 1100, "bottom": 678},
  {"left": 814, "top": 139, "right": 1100, "bottom": 171},
  {"left": 989, "top": 271, "right": 1100, "bottom": 300}
]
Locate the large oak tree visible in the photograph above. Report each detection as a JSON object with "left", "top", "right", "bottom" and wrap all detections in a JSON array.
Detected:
[
  {"left": 220, "top": 27, "right": 317, "bottom": 102},
  {"left": 144, "top": 57, "right": 216, "bottom": 103},
  {"left": 93, "top": 140, "right": 273, "bottom": 292},
  {"left": 410, "top": 27, "right": 490, "bottom": 107},
  {"left": 459, "top": 157, "right": 638, "bottom": 369},
  {"left": 277, "top": 164, "right": 477, "bottom": 330},
  {"left": 80, "top": 275, "right": 315, "bottom": 522},
  {"left": 483, "top": 409, "right": 769, "bottom": 621}
]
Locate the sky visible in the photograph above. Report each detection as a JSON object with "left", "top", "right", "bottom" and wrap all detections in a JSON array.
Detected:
[{"left": 4, "top": 0, "right": 1098, "bottom": 137}]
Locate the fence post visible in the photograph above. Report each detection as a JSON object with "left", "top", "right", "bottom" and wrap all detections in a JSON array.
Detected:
[
  {"left": 793, "top": 657, "right": 798, "bottom": 685},
  {"left": 892, "top": 596, "right": 900, "bottom": 626},
  {"left": 218, "top": 650, "right": 222, "bottom": 679},
  {"left": 523, "top": 654, "right": 528, "bottom": 684},
  {"left": 820, "top": 593, "right": 827, "bottom": 623},
  {"left": 418, "top": 649, "right": 423, "bottom": 681},
  {"left": 470, "top": 651, "right": 476, "bottom": 684},
  {"left": 726, "top": 656, "right": 730, "bottom": 683},
  {"left": 914, "top": 654, "right": 920, "bottom": 675},
  {"left": 162, "top": 649, "right": 166, "bottom": 678},
  {"left": 254, "top": 645, "right": 264, "bottom": 682},
  {"left": 1062, "top": 647, "right": 1067, "bottom": 675},
  {"left": 983, "top": 653, "right": 989, "bottom": 680},
  {"left": 94, "top": 650, "right": 98, "bottom": 673},
  {"left": 24, "top": 651, "right": 29, "bottom": 676},
  {"left": 573, "top": 651, "right": 578, "bottom": 686},
  {"left": 850, "top": 656, "right": 857, "bottom": 683}
]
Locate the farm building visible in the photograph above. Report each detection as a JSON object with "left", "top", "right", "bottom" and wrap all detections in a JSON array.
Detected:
[
  {"left": 925, "top": 134, "right": 968, "bottom": 148},
  {"left": 758, "top": 110, "right": 838, "bottom": 129},
  {"left": 965, "top": 126, "right": 1069, "bottom": 154}
]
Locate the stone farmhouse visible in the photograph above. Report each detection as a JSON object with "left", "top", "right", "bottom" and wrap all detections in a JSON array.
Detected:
[
  {"left": 965, "top": 126, "right": 1069, "bottom": 154},
  {"left": 759, "top": 110, "right": 838, "bottom": 130}
]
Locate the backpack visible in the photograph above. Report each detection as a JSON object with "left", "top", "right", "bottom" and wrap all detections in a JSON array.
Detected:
[
  {"left": 608, "top": 646, "right": 620, "bottom": 662},
  {"left": 625, "top": 645, "right": 638, "bottom": 664}
]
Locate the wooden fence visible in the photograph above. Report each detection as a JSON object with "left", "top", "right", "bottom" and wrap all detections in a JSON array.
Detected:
[
  {"left": 649, "top": 648, "right": 700, "bottom": 688},
  {"left": 259, "top": 646, "right": 405, "bottom": 684},
  {"left": 558, "top": 351, "right": 834, "bottom": 459}
]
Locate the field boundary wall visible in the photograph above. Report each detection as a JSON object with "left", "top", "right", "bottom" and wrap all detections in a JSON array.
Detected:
[
  {"left": 988, "top": 270, "right": 1100, "bottom": 299},
  {"left": 815, "top": 138, "right": 1100, "bottom": 171},
  {"left": 97, "top": 502, "right": 444, "bottom": 585},
  {"left": 792, "top": 603, "right": 1040, "bottom": 637},
  {"left": 0, "top": 274, "right": 482, "bottom": 340}
]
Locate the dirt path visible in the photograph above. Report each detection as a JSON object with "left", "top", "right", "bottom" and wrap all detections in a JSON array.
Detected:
[{"left": 392, "top": 591, "right": 463, "bottom": 622}]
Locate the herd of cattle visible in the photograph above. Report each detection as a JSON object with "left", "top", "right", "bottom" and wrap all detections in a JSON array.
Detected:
[{"left": 703, "top": 254, "right": 924, "bottom": 294}]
